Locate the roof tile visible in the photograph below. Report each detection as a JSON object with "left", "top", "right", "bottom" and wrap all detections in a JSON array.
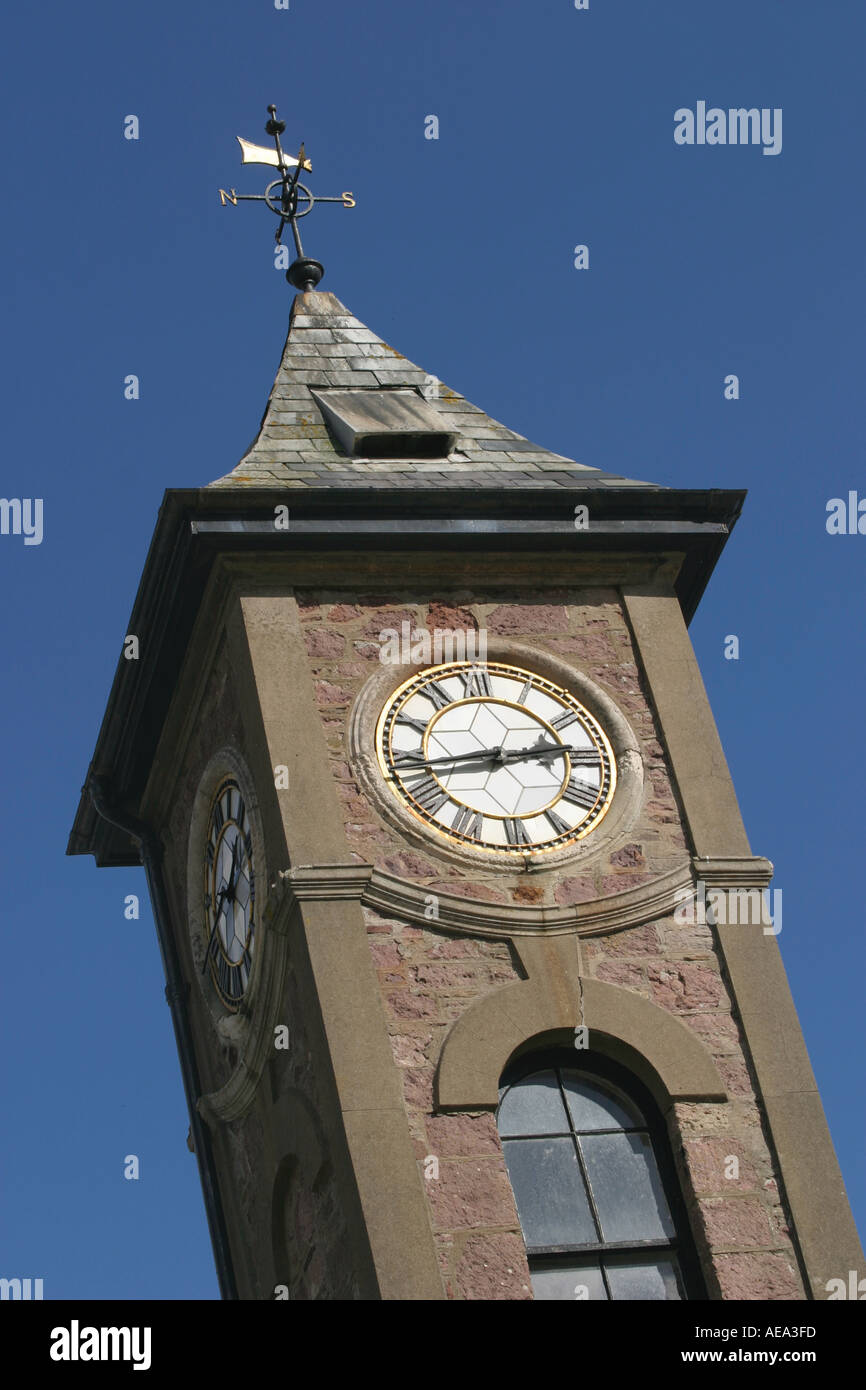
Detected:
[{"left": 209, "top": 291, "right": 664, "bottom": 492}]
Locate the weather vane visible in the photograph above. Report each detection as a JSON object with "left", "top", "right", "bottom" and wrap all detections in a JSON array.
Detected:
[{"left": 219, "top": 104, "right": 356, "bottom": 292}]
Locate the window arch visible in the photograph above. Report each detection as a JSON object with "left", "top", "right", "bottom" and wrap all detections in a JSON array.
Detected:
[{"left": 497, "top": 1050, "right": 704, "bottom": 1300}]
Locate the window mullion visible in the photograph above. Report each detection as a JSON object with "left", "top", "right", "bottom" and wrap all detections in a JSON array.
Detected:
[{"left": 555, "top": 1067, "right": 605, "bottom": 1244}]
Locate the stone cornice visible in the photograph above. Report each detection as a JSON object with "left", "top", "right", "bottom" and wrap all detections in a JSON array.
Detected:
[
  {"left": 691, "top": 855, "right": 774, "bottom": 888},
  {"left": 197, "top": 854, "right": 772, "bottom": 1124},
  {"left": 274, "top": 859, "right": 696, "bottom": 939},
  {"left": 277, "top": 863, "right": 375, "bottom": 901}
]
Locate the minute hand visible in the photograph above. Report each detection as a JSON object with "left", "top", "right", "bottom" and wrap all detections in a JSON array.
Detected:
[{"left": 401, "top": 743, "right": 588, "bottom": 771}]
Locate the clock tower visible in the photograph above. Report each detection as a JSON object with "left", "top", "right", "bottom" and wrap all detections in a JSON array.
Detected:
[{"left": 68, "top": 280, "right": 862, "bottom": 1299}]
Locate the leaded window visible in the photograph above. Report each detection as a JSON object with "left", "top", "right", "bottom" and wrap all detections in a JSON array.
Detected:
[{"left": 497, "top": 1052, "right": 703, "bottom": 1300}]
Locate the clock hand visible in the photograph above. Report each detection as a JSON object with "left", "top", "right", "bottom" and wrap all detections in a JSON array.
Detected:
[
  {"left": 202, "top": 880, "right": 229, "bottom": 974},
  {"left": 202, "top": 829, "right": 242, "bottom": 974},
  {"left": 395, "top": 742, "right": 592, "bottom": 773},
  {"left": 225, "top": 831, "right": 240, "bottom": 900},
  {"left": 499, "top": 741, "right": 588, "bottom": 764},
  {"left": 395, "top": 744, "right": 507, "bottom": 771}
]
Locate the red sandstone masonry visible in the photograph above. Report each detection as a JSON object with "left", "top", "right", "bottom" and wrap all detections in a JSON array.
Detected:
[
  {"left": 363, "top": 908, "right": 528, "bottom": 1296},
  {"left": 715, "top": 1253, "right": 803, "bottom": 1301},
  {"left": 454, "top": 1233, "right": 533, "bottom": 1301},
  {"left": 301, "top": 588, "right": 690, "bottom": 902},
  {"left": 296, "top": 591, "right": 803, "bottom": 1299}
]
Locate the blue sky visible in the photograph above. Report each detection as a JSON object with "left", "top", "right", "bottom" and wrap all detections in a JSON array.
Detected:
[{"left": 2, "top": 1, "right": 863, "bottom": 1298}]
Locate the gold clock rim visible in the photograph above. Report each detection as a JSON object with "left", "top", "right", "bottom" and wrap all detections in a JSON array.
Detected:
[{"left": 374, "top": 661, "right": 617, "bottom": 854}]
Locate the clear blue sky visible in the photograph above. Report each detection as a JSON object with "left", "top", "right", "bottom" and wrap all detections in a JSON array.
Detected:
[{"left": 2, "top": 1, "right": 863, "bottom": 1298}]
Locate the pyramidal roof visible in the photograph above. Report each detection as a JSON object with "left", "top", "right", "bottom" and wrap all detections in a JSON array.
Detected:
[{"left": 209, "top": 291, "right": 657, "bottom": 491}]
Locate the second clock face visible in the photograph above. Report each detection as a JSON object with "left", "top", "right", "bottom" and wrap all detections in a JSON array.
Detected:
[
  {"left": 375, "top": 662, "right": 616, "bottom": 854},
  {"left": 203, "top": 776, "right": 256, "bottom": 1009}
]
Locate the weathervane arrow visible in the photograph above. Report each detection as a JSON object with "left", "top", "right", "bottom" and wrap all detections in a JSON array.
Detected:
[{"left": 218, "top": 104, "right": 356, "bottom": 293}]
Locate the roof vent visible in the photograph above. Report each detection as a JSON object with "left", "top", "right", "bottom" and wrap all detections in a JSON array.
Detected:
[{"left": 311, "top": 388, "right": 457, "bottom": 459}]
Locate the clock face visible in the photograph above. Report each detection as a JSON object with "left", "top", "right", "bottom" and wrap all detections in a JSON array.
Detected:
[
  {"left": 375, "top": 662, "right": 616, "bottom": 854},
  {"left": 202, "top": 776, "right": 256, "bottom": 1009}
]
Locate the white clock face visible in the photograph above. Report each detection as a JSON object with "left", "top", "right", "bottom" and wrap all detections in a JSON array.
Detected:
[
  {"left": 202, "top": 776, "right": 255, "bottom": 1009},
  {"left": 375, "top": 662, "right": 616, "bottom": 853}
]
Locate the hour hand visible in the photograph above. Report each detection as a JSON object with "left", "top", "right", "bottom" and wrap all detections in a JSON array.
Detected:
[{"left": 392, "top": 745, "right": 505, "bottom": 771}]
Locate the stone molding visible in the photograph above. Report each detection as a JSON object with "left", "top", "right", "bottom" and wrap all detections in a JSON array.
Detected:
[
  {"left": 436, "top": 969, "right": 728, "bottom": 1110},
  {"left": 279, "top": 858, "right": 699, "bottom": 937},
  {"left": 195, "top": 847, "right": 780, "bottom": 1125},
  {"left": 363, "top": 862, "right": 698, "bottom": 937},
  {"left": 691, "top": 855, "right": 774, "bottom": 887}
]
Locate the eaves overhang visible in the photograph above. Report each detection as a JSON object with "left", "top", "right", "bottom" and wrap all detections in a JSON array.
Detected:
[{"left": 67, "top": 483, "right": 745, "bottom": 868}]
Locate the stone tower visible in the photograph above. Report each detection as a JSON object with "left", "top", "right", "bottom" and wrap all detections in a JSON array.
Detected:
[{"left": 68, "top": 288, "right": 862, "bottom": 1301}]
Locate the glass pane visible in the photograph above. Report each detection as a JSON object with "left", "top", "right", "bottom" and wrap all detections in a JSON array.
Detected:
[
  {"left": 606, "top": 1258, "right": 682, "bottom": 1301},
  {"left": 497, "top": 1070, "right": 568, "bottom": 1137},
  {"left": 531, "top": 1264, "right": 608, "bottom": 1301},
  {"left": 502, "top": 1138, "right": 598, "bottom": 1247},
  {"left": 580, "top": 1132, "right": 675, "bottom": 1242},
  {"left": 561, "top": 1074, "right": 640, "bottom": 1132}
]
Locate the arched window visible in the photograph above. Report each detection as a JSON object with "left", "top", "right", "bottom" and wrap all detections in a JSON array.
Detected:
[{"left": 497, "top": 1050, "right": 704, "bottom": 1300}]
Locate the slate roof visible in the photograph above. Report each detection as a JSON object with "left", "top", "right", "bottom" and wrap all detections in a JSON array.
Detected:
[{"left": 209, "top": 291, "right": 660, "bottom": 491}]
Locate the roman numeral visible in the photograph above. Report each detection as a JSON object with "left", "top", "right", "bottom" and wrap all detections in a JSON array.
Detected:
[
  {"left": 214, "top": 952, "right": 246, "bottom": 1003},
  {"left": 460, "top": 664, "right": 492, "bottom": 697},
  {"left": 504, "top": 817, "right": 532, "bottom": 846},
  {"left": 546, "top": 808, "right": 571, "bottom": 836},
  {"left": 552, "top": 709, "right": 579, "bottom": 730},
  {"left": 423, "top": 680, "right": 452, "bottom": 710},
  {"left": 569, "top": 748, "right": 601, "bottom": 768},
  {"left": 235, "top": 794, "right": 246, "bottom": 827},
  {"left": 213, "top": 799, "right": 225, "bottom": 832},
  {"left": 452, "top": 804, "right": 483, "bottom": 839},
  {"left": 562, "top": 777, "right": 598, "bottom": 810},
  {"left": 406, "top": 774, "right": 450, "bottom": 814},
  {"left": 396, "top": 713, "right": 430, "bottom": 736},
  {"left": 516, "top": 678, "right": 533, "bottom": 705},
  {"left": 217, "top": 953, "right": 230, "bottom": 999},
  {"left": 393, "top": 748, "right": 426, "bottom": 769}
]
